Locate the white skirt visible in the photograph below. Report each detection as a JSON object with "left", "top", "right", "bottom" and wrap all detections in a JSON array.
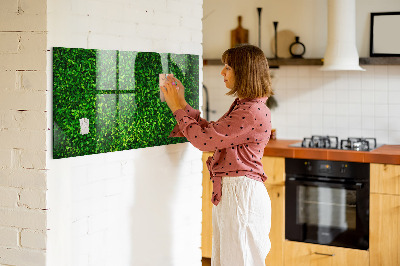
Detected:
[{"left": 212, "top": 176, "right": 271, "bottom": 266}]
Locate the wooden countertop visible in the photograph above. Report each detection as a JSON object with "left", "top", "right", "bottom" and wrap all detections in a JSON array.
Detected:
[{"left": 263, "top": 139, "right": 400, "bottom": 165}]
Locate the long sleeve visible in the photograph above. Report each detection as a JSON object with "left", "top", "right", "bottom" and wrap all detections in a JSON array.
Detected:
[
  {"left": 172, "top": 105, "right": 258, "bottom": 152},
  {"left": 169, "top": 104, "right": 211, "bottom": 137}
]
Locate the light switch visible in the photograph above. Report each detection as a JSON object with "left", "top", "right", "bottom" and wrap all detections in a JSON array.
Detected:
[{"left": 79, "top": 118, "right": 90, "bottom": 135}]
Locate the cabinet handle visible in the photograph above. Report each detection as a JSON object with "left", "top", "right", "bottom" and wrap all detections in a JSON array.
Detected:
[{"left": 314, "top": 252, "right": 335, "bottom": 257}]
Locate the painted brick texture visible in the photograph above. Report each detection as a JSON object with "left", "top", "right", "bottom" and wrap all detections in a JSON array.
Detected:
[{"left": 0, "top": 0, "right": 48, "bottom": 265}]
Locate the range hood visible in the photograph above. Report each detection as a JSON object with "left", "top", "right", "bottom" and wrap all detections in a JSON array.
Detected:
[{"left": 320, "top": 0, "right": 365, "bottom": 71}]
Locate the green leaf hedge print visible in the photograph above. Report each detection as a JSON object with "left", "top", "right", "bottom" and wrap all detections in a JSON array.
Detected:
[{"left": 53, "top": 47, "right": 199, "bottom": 159}]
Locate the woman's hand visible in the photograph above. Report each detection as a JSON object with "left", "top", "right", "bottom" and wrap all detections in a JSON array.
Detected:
[
  {"left": 161, "top": 76, "right": 186, "bottom": 113},
  {"left": 171, "top": 77, "right": 187, "bottom": 108}
]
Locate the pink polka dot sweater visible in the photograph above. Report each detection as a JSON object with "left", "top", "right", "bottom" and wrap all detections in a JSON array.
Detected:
[{"left": 169, "top": 97, "right": 272, "bottom": 206}]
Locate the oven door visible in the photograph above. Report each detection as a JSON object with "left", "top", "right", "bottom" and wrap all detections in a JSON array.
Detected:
[{"left": 285, "top": 177, "right": 369, "bottom": 250}]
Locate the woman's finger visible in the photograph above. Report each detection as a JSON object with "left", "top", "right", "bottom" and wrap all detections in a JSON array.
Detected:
[
  {"left": 161, "top": 85, "right": 168, "bottom": 96},
  {"left": 169, "top": 77, "right": 180, "bottom": 88},
  {"left": 165, "top": 80, "right": 178, "bottom": 94},
  {"left": 171, "top": 76, "right": 182, "bottom": 86}
]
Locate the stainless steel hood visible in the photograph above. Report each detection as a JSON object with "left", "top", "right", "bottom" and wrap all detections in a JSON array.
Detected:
[{"left": 320, "top": 0, "right": 365, "bottom": 71}]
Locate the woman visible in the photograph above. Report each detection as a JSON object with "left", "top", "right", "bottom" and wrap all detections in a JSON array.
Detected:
[{"left": 161, "top": 44, "right": 273, "bottom": 266}]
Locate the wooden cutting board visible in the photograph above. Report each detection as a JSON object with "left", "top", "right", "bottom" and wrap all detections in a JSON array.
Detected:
[{"left": 231, "top": 16, "right": 249, "bottom": 48}]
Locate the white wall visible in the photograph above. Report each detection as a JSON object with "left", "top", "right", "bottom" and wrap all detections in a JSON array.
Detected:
[
  {"left": 46, "top": 0, "right": 203, "bottom": 266},
  {"left": 203, "top": 0, "right": 400, "bottom": 58},
  {"left": 271, "top": 65, "right": 400, "bottom": 144},
  {"left": 203, "top": 0, "right": 400, "bottom": 145},
  {"left": 0, "top": 0, "right": 48, "bottom": 265},
  {"left": 204, "top": 64, "right": 400, "bottom": 145}
]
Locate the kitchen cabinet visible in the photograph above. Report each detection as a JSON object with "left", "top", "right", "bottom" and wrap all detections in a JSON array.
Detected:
[
  {"left": 202, "top": 156, "right": 400, "bottom": 265},
  {"left": 264, "top": 184, "right": 284, "bottom": 265},
  {"left": 370, "top": 163, "right": 400, "bottom": 266},
  {"left": 201, "top": 154, "right": 286, "bottom": 266},
  {"left": 261, "top": 156, "right": 285, "bottom": 186},
  {"left": 201, "top": 152, "right": 213, "bottom": 258},
  {"left": 284, "top": 241, "right": 369, "bottom": 266},
  {"left": 261, "top": 156, "right": 285, "bottom": 266},
  {"left": 370, "top": 163, "right": 400, "bottom": 195}
]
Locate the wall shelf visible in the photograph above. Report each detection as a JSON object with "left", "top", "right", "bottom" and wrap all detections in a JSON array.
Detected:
[
  {"left": 359, "top": 57, "right": 400, "bottom": 65},
  {"left": 203, "top": 58, "right": 323, "bottom": 67},
  {"left": 268, "top": 58, "right": 323, "bottom": 67},
  {"left": 203, "top": 57, "right": 400, "bottom": 67}
]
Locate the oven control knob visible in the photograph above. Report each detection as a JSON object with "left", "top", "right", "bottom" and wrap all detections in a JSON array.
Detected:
[
  {"left": 340, "top": 164, "right": 347, "bottom": 174},
  {"left": 304, "top": 162, "right": 312, "bottom": 171}
]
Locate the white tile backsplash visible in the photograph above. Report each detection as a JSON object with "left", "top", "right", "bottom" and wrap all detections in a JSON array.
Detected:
[
  {"left": 336, "top": 103, "right": 349, "bottom": 116},
  {"left": 388, "top": 76, "right": 400, "bottom": 91},
  {"left": 362, "top": 89, "right": 375, "bottom": 103},
  {"left": 388, "top": 91, "right": 400, "bottom": 104},
  {"left": 204, "top": 64, "right": 400, "bottom": 144},
  {"left": 374, "top": 77, "right": 388, "bottom": 91},
  {"left": 323, "top": 103, "right": 336, "bottom": 116},
  {"left": 375, "top": 104, "right": 389, "bottom": 117},
  {"left": 388, "top": 65, "right": 400, "bottom": 76},
  {"left": 374, "top": 65, "right": 388, "bottom": 77},
  {"left": 361, "top": 104, "right": 374, "bottom": 117},
  {"left": 389, "top": 104, "right": 400, "bottom": 117},
  {"left": 374, "top": 89, "right": 388, "bottom": 104},
  {"left": 375, "top": 130, "right": 389, "bottom": 144}
]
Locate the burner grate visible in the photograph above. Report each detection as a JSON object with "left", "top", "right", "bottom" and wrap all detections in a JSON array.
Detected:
[
  {"left": 301, "top": 135, "right": 339, "bottom": 149},
  {"left": 296, "top": 136, "right": 378, "bottom": 151},
  {"left": 340, "top": 137, "right": 377, "bottom": 151}
]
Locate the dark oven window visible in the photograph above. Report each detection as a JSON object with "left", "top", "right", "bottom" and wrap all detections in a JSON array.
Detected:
[{"left": 297, "top": 185, "right": 357, "bottom": 243}]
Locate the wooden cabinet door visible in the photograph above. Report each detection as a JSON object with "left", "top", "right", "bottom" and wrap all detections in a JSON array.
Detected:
[
  {"left": 370, "top": 163, "right": 400, "bottom": 195},
  {"left": 262, "top": 156, "right": 285, "bottom": 186},
  {"left": 264, "top": 184, "right": 285, "bottom": 266},
  {"left": 370, "top": 193, "right": 400, "bottom": 266},
  {"left": 284, "top": 241, "right": 369, "bottom": 266},
  {"left": 202, "top": 152, "right": 213, "bottom": 258}
]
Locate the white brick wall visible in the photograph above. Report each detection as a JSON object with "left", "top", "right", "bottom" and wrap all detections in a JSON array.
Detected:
[
  {"left": 46, "top": 0, "right": 203, "bottom": 266},
  {"left": 0, "top": 187, "right": 19, "bottom": 208},
  {"left": 0, "top": 227, "right": 19, "bottom": 247},
  {"left": 2, "top": 0, "right": 203, "bottom": 264},
  {"left": 0, "top": 0, "right": 48, "bottom": 264},
  {"left": 0, "top": 247, "right": 46, "bottom": 266},
  {"left": 21, "top": 229, "right": 47, "bottom": 250}
]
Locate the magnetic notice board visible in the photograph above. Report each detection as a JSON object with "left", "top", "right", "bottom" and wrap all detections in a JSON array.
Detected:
[
  {"left": 370, "top": 12, "right": 400, "bottom": 57},
  {"left": 53, "top": 47, "right": 199, "bottom": 159}
]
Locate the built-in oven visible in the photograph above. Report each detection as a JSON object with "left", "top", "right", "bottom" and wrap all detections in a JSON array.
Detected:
[{"left": 285, "top": 158, "right": 370, "bottom": 250}]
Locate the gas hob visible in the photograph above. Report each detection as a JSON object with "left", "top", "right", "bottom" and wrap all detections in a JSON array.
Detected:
[{"left": 289, "top": 135, "right": 382, "bottom": 151}]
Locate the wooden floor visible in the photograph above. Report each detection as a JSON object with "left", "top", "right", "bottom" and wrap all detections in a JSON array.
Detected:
[{"left": 202, "top": 257, "right": 211, "bottom": 266}]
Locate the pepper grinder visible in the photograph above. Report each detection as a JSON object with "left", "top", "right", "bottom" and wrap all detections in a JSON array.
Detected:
[{"left": 273, "top": 21, "right": 279, "bottom": 58}]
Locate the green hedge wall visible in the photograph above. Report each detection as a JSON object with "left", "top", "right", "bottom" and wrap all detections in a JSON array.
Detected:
[{"left": 53, "top": 47, "right": 199, "bottom": 159}]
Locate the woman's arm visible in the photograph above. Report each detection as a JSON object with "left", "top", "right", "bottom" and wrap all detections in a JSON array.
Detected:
[
  {"left": 172, "top": 106, "right": 257, "bottom": 152},
  {"left": 162, "top": 77, "right": 211, "bottom": 137}
]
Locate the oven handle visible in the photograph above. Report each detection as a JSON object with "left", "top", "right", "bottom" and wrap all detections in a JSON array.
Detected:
[{"left": 286, "top": 177, "right": 364, "bottom": 189}]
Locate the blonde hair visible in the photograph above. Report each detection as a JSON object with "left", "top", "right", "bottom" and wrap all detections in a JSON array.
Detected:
[{"left": 221, "top": 44, "right": 273, "bottom": 99}]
